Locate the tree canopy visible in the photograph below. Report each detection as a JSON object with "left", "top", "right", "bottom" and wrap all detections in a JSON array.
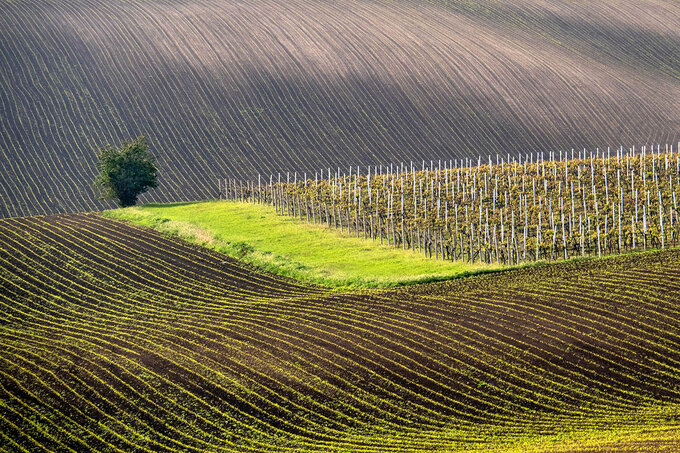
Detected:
[{"left": 95, "top": 136, "right": 158, "bottom": 207}]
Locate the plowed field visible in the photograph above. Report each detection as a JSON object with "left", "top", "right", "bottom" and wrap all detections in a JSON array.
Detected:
[
  {"left": 1, "top": 0, "right": 679, "bottom": 217},
  {"left": 1, "top": 214, "right": 679, "bottom": 451}
]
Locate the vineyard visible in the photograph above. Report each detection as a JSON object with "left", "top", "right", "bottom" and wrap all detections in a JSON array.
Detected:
[
  {"left": 225, "top": 144, "right": 680, "bottom": 265},
  {"left": 1, "top": 213, "right": 680, "bottom": 451},
  {"left": 1, "top": 0, "right": 679, "bottom": 217}
]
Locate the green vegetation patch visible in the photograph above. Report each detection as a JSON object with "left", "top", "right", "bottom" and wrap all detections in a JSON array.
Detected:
[{"left": 104, "top": 200, "right": 496, "bottom": 288}]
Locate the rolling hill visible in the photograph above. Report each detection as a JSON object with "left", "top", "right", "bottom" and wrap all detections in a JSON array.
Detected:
[
  {"left": 1, "top": 213, "right": 679, "bottom": 451},
  {"left": 1, "top": 0, "right": 679, "bottom": 217}
]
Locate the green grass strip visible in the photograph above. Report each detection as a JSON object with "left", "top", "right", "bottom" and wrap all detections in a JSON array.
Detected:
[{"left": 103, "top": 200, "right": 497, "bottom": 289}]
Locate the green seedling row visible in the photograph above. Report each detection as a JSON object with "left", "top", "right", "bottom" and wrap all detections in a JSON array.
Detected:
[{"left": 0, "top": 214, "right": 679, "bottom": 451}]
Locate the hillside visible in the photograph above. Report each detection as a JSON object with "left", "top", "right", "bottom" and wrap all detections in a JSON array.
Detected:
[
  {"left": 1, "top": 213, "right": 679, "bottom": 451},
  {"left": 1, "top": 0, "right": 679, "bottom": 217}
]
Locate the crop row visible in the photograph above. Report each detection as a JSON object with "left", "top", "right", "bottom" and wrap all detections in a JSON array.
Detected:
[
  {"left": 0, "top": 213, "right": 679, "bottom": 450},
  {"left": 227, "top": 144, "right": 680, "bottom": 265},
  {"left": 1, "top": 0, "right": 678, "bottom": 218}
]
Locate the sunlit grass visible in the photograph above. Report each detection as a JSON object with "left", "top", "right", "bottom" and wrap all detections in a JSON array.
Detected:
[{"left": 104, "top": 200, "right": 498, "bottom": 289}]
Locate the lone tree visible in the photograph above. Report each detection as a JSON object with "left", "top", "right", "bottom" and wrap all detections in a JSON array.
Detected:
[{"left": 96, "top": 136, "right": 158, "bottom": 207}]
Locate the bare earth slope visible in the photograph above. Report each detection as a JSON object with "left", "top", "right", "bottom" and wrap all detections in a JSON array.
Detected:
[
  {"left": 1, "top": 213, "right": 679, "bottom": 451},
  {"left": 1, "top": 0, "right": 679, "bottom": 217}
]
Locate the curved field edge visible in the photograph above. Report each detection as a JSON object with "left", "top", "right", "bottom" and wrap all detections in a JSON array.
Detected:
[
  {"left": 103, "top": 200, "right": 498, "bottom": 289},
  {"left": 1, "top": 213, "right": 680, "bottom": 451}
]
